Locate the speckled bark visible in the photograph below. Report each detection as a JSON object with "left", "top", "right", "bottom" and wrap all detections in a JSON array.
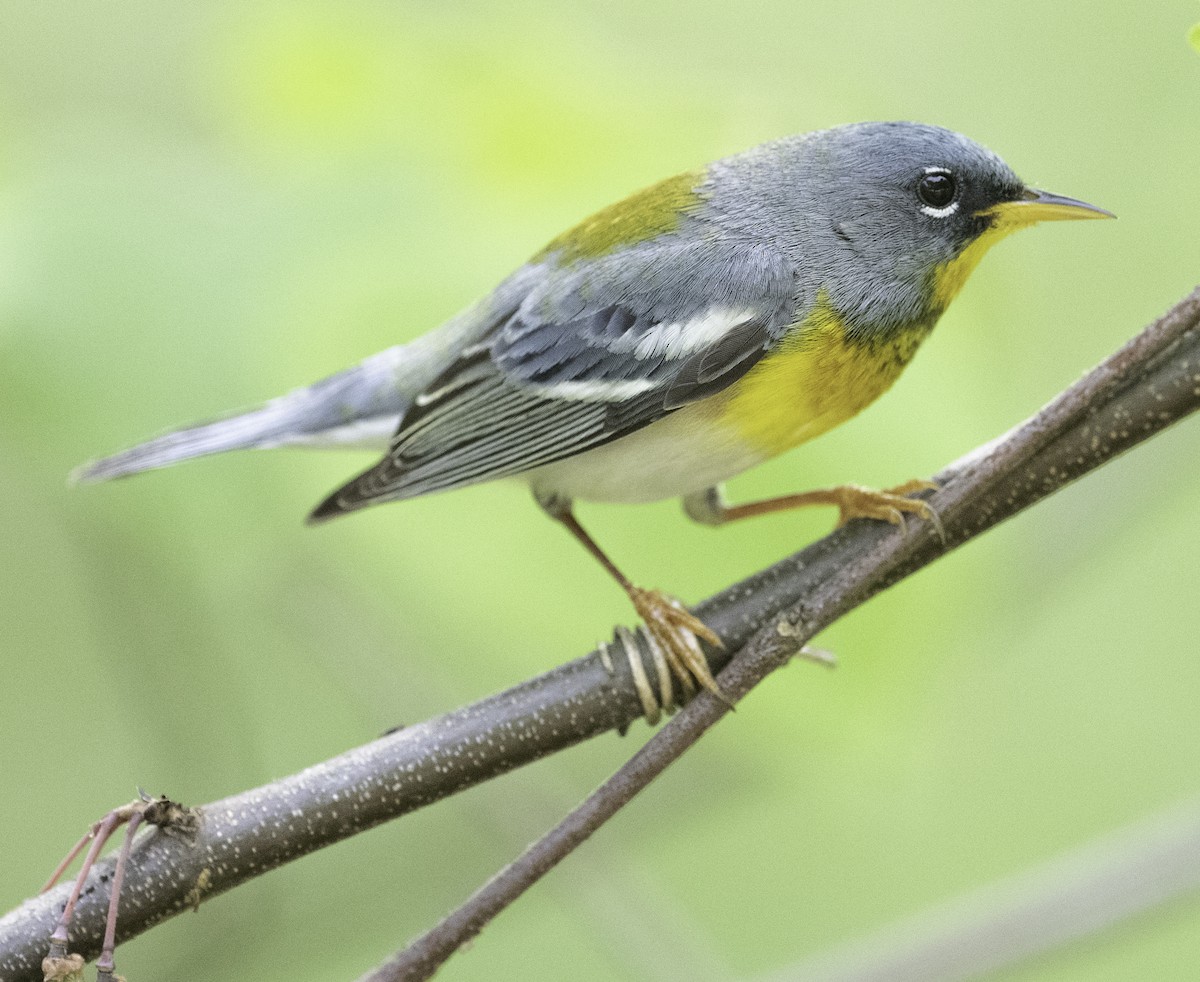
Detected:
[
  {"left": 365, "top": 287, "right": 1200, "bottom": 981},
  {"left": 2, "top": 288, "right": 1198, "bottom": 982}
]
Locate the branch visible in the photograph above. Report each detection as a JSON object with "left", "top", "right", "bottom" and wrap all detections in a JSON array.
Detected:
[
  {"left": 2, "top": 287, "right": 1198, "bottom": 982},
  {"left": 365, "top": 285, "right": 1200, "bottom": 980},
  {"left": 763, "top": 795, "right": 1200, "bottom": 982}
]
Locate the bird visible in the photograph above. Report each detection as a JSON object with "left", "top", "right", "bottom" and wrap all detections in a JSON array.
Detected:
[{"left": 75, "top": 121, "right": 1111, "bottom": 701}]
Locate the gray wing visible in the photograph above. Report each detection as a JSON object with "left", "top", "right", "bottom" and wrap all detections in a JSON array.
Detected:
[{"left": 310, "top": 240, "right": 796, "bottom": 520}]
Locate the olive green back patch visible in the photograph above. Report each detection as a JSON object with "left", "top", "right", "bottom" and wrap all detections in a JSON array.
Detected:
[{"left": 537, "top": 170, "right": 704, "bottom": 263}]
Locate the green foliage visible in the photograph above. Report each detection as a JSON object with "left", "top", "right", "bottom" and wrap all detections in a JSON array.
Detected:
[{"left": 3, "top": 3, "right": 1199, "bottom": 981}]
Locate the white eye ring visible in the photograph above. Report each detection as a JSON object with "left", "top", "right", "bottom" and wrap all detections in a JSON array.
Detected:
[{"left": 919, "top": 166, "right": 959, "bottom": 218}]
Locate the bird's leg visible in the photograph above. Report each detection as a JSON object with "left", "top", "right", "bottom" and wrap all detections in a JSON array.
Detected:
[
  {"left": 684, "top": 480, "right": 943, "bottom": 539},
  {"left": 537, "top": 493, "right": 726, "bottom": 701}
]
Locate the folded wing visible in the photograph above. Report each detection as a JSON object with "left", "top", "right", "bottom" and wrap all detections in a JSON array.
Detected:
[{"left": 310, "top": 241, "right": 797, "bottom": 520}]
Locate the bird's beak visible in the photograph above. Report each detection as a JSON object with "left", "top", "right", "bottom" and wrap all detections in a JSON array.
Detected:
[{"left": 982, "top": 188, "right": 1115, "bottom": 228}]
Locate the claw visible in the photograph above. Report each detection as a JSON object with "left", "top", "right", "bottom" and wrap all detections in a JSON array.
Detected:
[
  {"left": 832, "top": 480, "right": 943, "bottom": 541},
  {"left": 630, "top": 587, "right": 730, "bottom": 704}
]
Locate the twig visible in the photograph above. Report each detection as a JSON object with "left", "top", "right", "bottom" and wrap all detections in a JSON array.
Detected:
[
  {"left": 759, "top": 795, "right": 1200, "bottom": 982},
  {"left": 362, "top": 286, "right": 1200, "bottom": 981},
  {"left": 0, "top": 288, "right": 1197, "bottom": 982}
]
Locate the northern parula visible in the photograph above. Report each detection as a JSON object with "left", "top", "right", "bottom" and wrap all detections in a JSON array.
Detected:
[{"left": 77, "top": 122, "right": 1110, "bottom": 698}]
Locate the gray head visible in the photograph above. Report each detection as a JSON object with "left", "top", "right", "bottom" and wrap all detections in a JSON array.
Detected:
[{"left": 705, "top": 121, "right": 1108, "bottom": 331}]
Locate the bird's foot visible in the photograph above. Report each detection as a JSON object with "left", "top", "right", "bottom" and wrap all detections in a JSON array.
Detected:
[
  {"left": 832, "top": 480, "right": 943, "bottom": 539},
  {"left": 629, "top": 587, "right": 728, "bottom": 704}
]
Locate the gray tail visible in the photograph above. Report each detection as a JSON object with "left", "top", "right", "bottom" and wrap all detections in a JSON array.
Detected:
[
  {"left": 72, "top": 284, "right": 526, "bottom": 485},
  {"left": 72, "top": 347, "right": 411, "bottom": 484}
]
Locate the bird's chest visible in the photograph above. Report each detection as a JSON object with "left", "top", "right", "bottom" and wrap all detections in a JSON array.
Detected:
[{"left": 718, "top": 316, "right": 934, "bottom": 457}]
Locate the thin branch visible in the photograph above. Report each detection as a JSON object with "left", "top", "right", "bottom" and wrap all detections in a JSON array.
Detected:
[
  {"left": 758, "top": 795, "right": 1200, "bottom": 982},
  {"left": 364, "top": 286, "right": 1200, "bottom": 981},
  {"left": 1, "top": 288, "right": 1197, "bottom": 982}
]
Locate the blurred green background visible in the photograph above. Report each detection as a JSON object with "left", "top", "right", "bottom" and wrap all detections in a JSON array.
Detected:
[{"left": 3, "top": 1, "right": 1199, "bottom": 979}]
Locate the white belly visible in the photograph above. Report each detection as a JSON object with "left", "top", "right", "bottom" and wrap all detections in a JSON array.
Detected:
[{"left": 525, "top": 402, "right": 766, "bottom": 504}]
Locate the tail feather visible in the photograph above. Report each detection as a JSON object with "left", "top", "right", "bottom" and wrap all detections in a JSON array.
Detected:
[
  {"left": 72, "top": 273, "right": 538, "bottom": 487},
  {"left": 73, "top": 346, "right": 412, "bottom": 483},
  {"left": 73, "top": 405, "right": 279, "bottom": 482}
]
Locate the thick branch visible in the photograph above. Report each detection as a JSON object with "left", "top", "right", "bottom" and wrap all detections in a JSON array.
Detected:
[
  {"left": 363, "top": 287, "right": 1200, "bottom": 979},
  {"left": 2, "top": 288, "right": 1198, "bottom": 982}
]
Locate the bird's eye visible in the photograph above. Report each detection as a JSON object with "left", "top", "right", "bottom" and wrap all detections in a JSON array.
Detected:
[{"left": 918, "top": 170, "right": 957, "bottom": 210}]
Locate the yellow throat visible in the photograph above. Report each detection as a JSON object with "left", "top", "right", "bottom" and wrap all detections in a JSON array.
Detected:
[
  {"left": 722, "top": 193, "right": 1112, "bottom": 460},
  {"left": 719, "top": 301, "right": 932, "bottom": 457},
  {"left": 934, "top": 192, "right": 1113, "bottom": 308}
]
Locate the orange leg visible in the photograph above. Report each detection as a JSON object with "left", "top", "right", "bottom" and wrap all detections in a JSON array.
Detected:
[
  {"left": 539, "top": 494, "right": 726, "bottom": 701},
  {"left": 684, "top": 479, "right": 943, "bottom": 538}
]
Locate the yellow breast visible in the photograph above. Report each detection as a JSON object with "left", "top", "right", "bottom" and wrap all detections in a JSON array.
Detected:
[{"left": 716, "top": 304, "right": 933, "bottom": 457}]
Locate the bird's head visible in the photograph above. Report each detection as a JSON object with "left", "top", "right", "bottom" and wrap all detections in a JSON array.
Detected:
[{"left": 716, "top": 122, "right": 1112, "bottom": 331}]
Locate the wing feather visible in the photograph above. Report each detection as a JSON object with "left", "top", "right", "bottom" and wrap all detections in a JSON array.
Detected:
[{"left": 310, "top": 240, "right": 798, "bottom": 519}]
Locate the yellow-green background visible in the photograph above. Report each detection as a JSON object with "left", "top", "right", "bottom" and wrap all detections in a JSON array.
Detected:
[{"left": 3, "top": 2, "right": 1198, "bottom": 979}]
